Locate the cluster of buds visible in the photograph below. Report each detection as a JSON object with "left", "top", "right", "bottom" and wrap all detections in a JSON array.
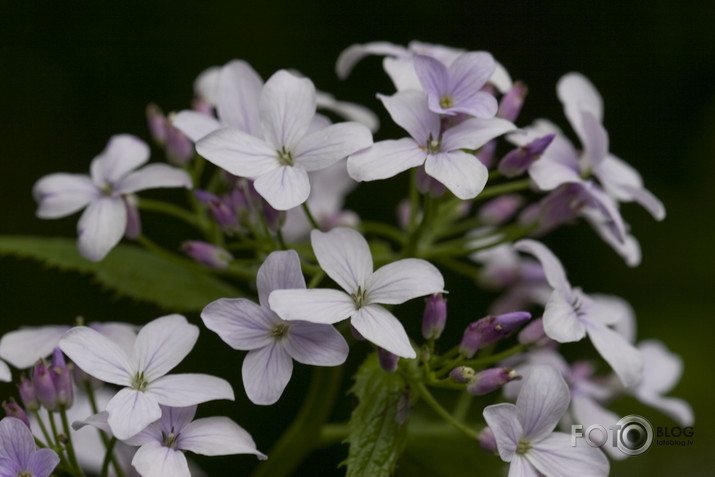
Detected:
[{"left": 15, "top": 348, "right": 73, "bottom": 414}]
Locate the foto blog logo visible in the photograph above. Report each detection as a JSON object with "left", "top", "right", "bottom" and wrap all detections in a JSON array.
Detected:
[{"left": 571, "top": 415, "right": 654, "bottom": 456}]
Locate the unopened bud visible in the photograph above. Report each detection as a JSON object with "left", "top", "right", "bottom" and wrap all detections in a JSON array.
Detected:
[
  {"left": 50, "top": 348, "right": 73, "bottom": 409},
  {"left": 449, "top": 366, "right": 476, "bottom": 384},
  {"left": 350, "top": 324, "right": 365, "bottom": 341},
  {"left": 182, "top": 241, "right": 234, "bottom": 269},
  {"left": 518, "top": 317, "right": 548, "bottom": 346},
  {"left": 498, "top": 81, "right": 528, "bottom": 122},
  {"left": 378, "top": 348, "right": 399, "bottom": 373},
  {"left": 2, "top": 399, "right": 30, "bottom": 428},
  {"left": 467, "top": 367, "right": 520, "bottom": 395},
  {"left": 422, "top": 293, "right": 447, "bottom": 340},
  {"left": 459, "top": 312, "right": 531, "bottom": 358},
  {"left": 146, "top": 103, "right": 167, "bottom": 145},
  {"left": 478, "top": 194, "right": 524, "bottom": 226},
  {"left": 17, "top": 375, "right": 38, "bottom": 412},
  {"left": 165, "top": 117, "right": 195, "bottom": 165},
  {"left": 498, "top": 133, "right": 555, "bottom": 178},
  {"left": 32, "top": 361, "right": 57, "bottom": 411},
  {"left": 478, "top": 427, "right": 499, "bottom": 455}
]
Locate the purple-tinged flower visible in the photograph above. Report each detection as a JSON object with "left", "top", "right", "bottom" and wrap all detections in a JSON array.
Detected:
[
  {"left": 413, "top": 52, "right": 498, "bottom": 118},
  {"left": 31, "top": 362, "right": 56, "bottom": 411},
  {"left": 196, "top": 70, "right": 372, "bottom": 210},
  {"left": 518, "top": 318, "right": 551, "bottom": 347},
  {"left": 459, "top": 312, "right": 531, "bottom": 357},
  {"left": 202, "top": 250, "right": 348, "bottom": 405},
  {"left": 49, "top": 348, "right": 73, "bottom": 409},
  {"left": 348, "top": 91, "right": 515, "bottom": 199},
  {"left": 2, "top": 399, "right": 30, "bottom": 428},
  {"left": 498, "top": 81, "right": 527, "bottom": 122},
  {"left": 514, "top": 239, "right": 643, "bottom": 387},
  {"left": 422, "top": 293, "right": 447, "bottom": 340},
  {"left": 498, "top": 133, "right": 555, "bottom": 178},
  {"left": 483, "top": 365, "right": 609, "bottom": 477},
  {"left": 269, "top": 227, "right": 445, "bottom": 358},
  {"left": 145, "top": 104, "right": 195, "bottom": 165},
  {"left": 467, "top": 367, "right": 519, "bottom": 395},
  {"left": 0, "top": 417, "right": 60, "bottom": 477},
  {"left": 33, "top": 135, "right": 192, "bottom": 261},
  {"left": 59, "top": 314, "right": 234, "bottom": 439},
  {"left": 181, "top": 241, "right": 233, "bottom": 269}
]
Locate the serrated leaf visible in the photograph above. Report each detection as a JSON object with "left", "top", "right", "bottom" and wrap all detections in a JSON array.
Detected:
[
  {"left": 0, "top": 235, "right": 242, "bottom": 311},
  {"left": 345, "top": 353, "right": 410, "bottom": 477}
]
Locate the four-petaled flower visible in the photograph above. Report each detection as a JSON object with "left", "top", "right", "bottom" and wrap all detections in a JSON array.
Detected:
[{"left": 0, "top": 417, "right": 60, "bottom": 477}]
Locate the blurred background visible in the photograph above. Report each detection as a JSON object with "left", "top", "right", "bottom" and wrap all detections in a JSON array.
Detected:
[{"left": 1, "top": 1, "right": 713, "bottom": 475}]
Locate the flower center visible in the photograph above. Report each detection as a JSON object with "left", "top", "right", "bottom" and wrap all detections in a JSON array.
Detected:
[
  {"left": 101, "top": 182, "right": 114, "bottom": 196},
  {"left": 132, "top": 371, "right": 149, "bottom": 392},
  {"left": 516, "top": 438, "right": 532, "bottom": 455},
  {"left": 439, "top": 95, "right": 454, "bottom": 109},
  {"left": 277, "top": 147, "right": 294, "bottom": 166},
  {"left": 18, "top": 472, "right": 33, "bottom": 477},
  {"left": 272, "top": 322, "right": 291, "bottom": 340},
  {"left": 162, "top": 427, "right": 180, "bottom": 449},
  {"left": 351, "top": 286, "right": 368, "bottom": 309}
]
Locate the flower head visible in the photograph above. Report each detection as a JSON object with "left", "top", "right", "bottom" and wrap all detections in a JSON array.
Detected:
[{"left": 0, "top": 417, "right": 60, "bottom": 477}]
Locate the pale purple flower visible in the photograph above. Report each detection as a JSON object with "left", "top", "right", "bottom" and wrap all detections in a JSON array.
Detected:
[
  {"left": 483, "top": 365, "right": 609, "bottom": 477},
  {"left": 201, "top": 250, "right": 349, "bottom": 405},
  {"left": 32, "top": 135, "right": 192, "bottom": 261},
  {"left": 269, "top": 227, "right": 444, "bottom": 358},
  {"left": 59, "top": 314, "right": 234, "bottom": 439},
  {"left": 0, "top": 416, "right": 60, "bottom": 477},
  {"left": 513, "top": 239, "right": 643, "bottom": 387},
  {"left": 195, "top": 70, "right": 372, "bottom": 210},
  {"left": 347, "top": 90, "right": 515, "bottom": 199}
]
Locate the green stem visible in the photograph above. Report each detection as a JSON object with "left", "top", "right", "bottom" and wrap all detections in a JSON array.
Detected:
[
  {"left": 302, "top": 202, "right": 320, "bottom": 230},
  {"left": 461, "top": 344, "right": 526, "bottom": 368},
  {"left": 32, "top": 409, "right": 54, "bottom": 447},
  {"left": 478, "top": 178, "right": 531, "bottom": 201},
  {"left": 85, "top": 384, "right": 125, "bottom": 477},
  {"left": 60, "top": 406, "right": 85, "bottom": 476},
  {"left": 359, "top": 221, "right": 406, "bottom": 245},
  {"left": 452, "top": 392, "right": 474, "bottom": 423},
  {"left": 137, "top": 198, "right": 202, "bottom": 229},
  {"left": 100, "top": 438, "right": 117, "bottom": 477},
  {"left": 413, "top": 382, "right": 479, "bottom": 440}
]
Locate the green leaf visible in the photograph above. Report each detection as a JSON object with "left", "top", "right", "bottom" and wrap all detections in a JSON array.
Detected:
[
  {"left": 0, "top": 235, "right": 242, "bottom": 311},
  {"left": 345, "top": 353, "right": 410, "bottom": 477}
]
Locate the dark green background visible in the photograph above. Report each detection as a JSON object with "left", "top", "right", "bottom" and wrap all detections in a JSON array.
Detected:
[{"left": 1, "top": 2, "right": 713, "bottom": 476}]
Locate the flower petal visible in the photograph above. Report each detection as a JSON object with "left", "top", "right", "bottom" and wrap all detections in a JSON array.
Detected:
[
  {"left": 635, "top": 393, "right": 694, "bottom": 427},
  {"left": 0, "top": 325, "right": 69, "bottom": 369},
  {"left": 268, "top": 289, "right": 356, "bottom": 324},
  {"left": 76, "top": 196, "right": 127, "bottom": 261},
  {"left": 28, "top": 448, "right": 61, "bottom": 477},
  {"left": 0, "top": 416, "right": 35, "bottom": 464},
  {"left": 585, "top": 321, "right": 643, "bottom": 388},
  {"left": 33, "top": 173, "right": 99, "bottom": 219},
  {"left": 335, "top": 41, "right": 408, "bottom": 79},
  {"left": 260, "top": 70, "right": 315, "bottom": 150},
  {"left": 196, "top": 127, "right": 279, "bottom": 178},
  {"left": 351, "top": 305, "right": 415, "bottom": 358},
  {"left": 636, "top": 340, "right": 682, "bottom": 394},
  {"left": 115, "top": 164, "right": 192, "bottom": 194},
  {"left": 59, "top": 326, "right": 132, "bottom": 386},
  {"left": 579, "top": 111, "right": 609, "bottom": 168},
  {"left": 216, "top": 59, "right": 263, "bottom": 136},
  {"left": 180, "top": 416, "right": 266, "bottom": 459},
  {"left": 294, "top": 122, "right": 373, "bottom": 171},
  {"left": 284, "top": 321, "right": 349, "bottom": 366},
  {"left": 201, "top": 298, "right": 277, "bottom": 350},
  {"left": 440, "top": 117, "right": 516, "bottom": 151},
  {"left": 366, "top": 258, "right": 444, "bottom": 305},
  {"left": 424, "top": 150, "right": 489, "bottom": 200},
  {"left": 132, "top": 440, "right": 190, "bottom": 477},
  {"left": 513, "top": 240, "right": 572, "bottom": 294},
  {"left": 516, "top": 365, "right": 570, "bottom": 442},
  {"left": 557, "top": 72, "right": 604, "bottom": 127},
  {"left": 253, "top": 165, "right": 311, "bottom": 211},
  {"left": 90, "top": 135, "right": 150, "bottom": 185},
  {"left": 106, "top": 388, "right": 161, "bottom": 440},
  {"left": 132, "top": 314, "right": 199, "bottom": 381},
  {"left": 542, "top": 289, "right": 586, "bottom": 343},
  {"left": 257, "top": 250, "right": 306, "bottom": 307},
  {"left": 0, "top": 361, "right": 9, "bottom": 382},
  {"left": 347, "top": 138, "right": 426, "bottom": 182},
  {"left": 311, "top": 227, "right": 372, "bottom": 294},
  {"left": 242, "top": 344, "right": 293, "bottom": 405},
  {"left": 482, "top": 403, "right": 521, "bottom": 462},
  {"left": 508, "top": 455, "right": 539, "bottom": 477},
  {"left": 414, "top": 55, "right": 450, "bottom": 104},
  {"left": 527, "top": 432, "right": 609, "bottom": 477},
  {"left": 172, "top": 110, "right": 222, "bottom": 142},
  {"left": 147, "top": 373, "right": 235, "bottom": 407},
  {"left": 378, "top": 90, "right": 440, "bottom": 143}
]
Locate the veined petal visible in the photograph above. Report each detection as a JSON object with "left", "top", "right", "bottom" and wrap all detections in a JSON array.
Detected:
[
  {"left": 115, "top": 164, "right": 192, "bottom": 195},
  {"left": 482, "top": 403, "right": 521, "bottom": 462},
  {"left": 257, "top": 250, "right": 306, "bottom": 307},
  {"left": 90, "top": 321, "right": 138, "bottom": 354},
  {"left": 527, "top": 432, "right": 609, "bottom": 477},
  {"left": 542, "top": 289, "right": 586, "bottom": 342},
  {"left": 132, "top": 441, "right": 190, "bottom": 477},
  {"left": 132, "top": 315, "right": 199, "bottom": 381},
  {"left": 28, "top": 448, "right": 61, "bottom": 477},
  {"left": 106, "top": 388, "right": 161, "bottom": 440},
  {"left": 216, "top": 59, "right": 263, "bottom": 136},
  {"left": 449, "top": 52, "right": 495, "bottom": 97},
  {"left": 637, "top": 340, "right": 682, "bottom": 394},
  {"left": 449, "top": 91, "right": 498, "bottom": 118},
  {"left": 366, "top": 258, "right": 444, "bottom": 305},
  {"left": 253, "top": 165, "right": 310, "bottom": 211},
  {"left": 347, "top": 138, "right": 426, "bottom": 182},
  {"left": 0, "top": 416, "right": 35, "bottom": 463},
  {"left": 180, "top": 417, "right": 266, "bottom": 459},
  {"left": 414, "top": 55, "right": 450, "bottom": 102},
  {"left": 196, "top": 127, "right": 279, "bottom": 178},
  {"left": 335, "top": 42, "right": 409, "bottom": 79},
  {"left": 242, "top": 344, "right": 293, "bottom": 405},
  {"left": 516, "top": 365, "right": 570, "bottom": 442},
  {"left": 378, "top": 91, "right": 440, "bottom": 143},
  {"left": 513, "top": 240, "right": 572, "bottom": 294},
  {"left": 172, "top": 110, "right": 222, "bottom": 142},
  {"left": 284, "top": 321, "right": 349, "bottom": 366},
  {"left": 441, "top": 117, "right": 516, "bottom": 151},
  {"left": 268, "top": 289, "right": 356, "bottom": 324},
  {"left": 311, "top": 227, "right": 373, "bottom": 294},
  {"left": 585, "top": 321, "right": 643, "bottom": 388},
  {"left": 33, "top": 173, "right": 99, "bottom": 219},
  {"left": 201, "top": 298, "right": 277, "bottom": 350},
  {"left": 90, "top": 135, "right": 150, "bottom": 185},
  {"left": 59, "top": 326, "right": 132, "bottom": 386},
  {"left": 147, "top": 373, "right": 235, "bottom": 407},
  {"left": 351, "top": 305, "right": 415, "bottom": 358},
  {"left": 0, "top": 325, "right": 69, "bottom": 369},
  {"left": 294, "top": 122, "right": 373, "bottom": 171},
  {"left": 424, "top": 150, "right": 489, "bottom": 200},
  {"left": 76, "top": 196, "right": 127, "bottom": 262},
  {"left": 260, "top": 70, "right": 315, "bottom": 150},
  {"left": 508, "top": 455, "right": 539, "bottom": 477}
]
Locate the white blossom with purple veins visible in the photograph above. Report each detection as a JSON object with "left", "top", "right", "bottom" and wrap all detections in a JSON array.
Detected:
[
  {"left": 348, "top": 91, "right": 515, "bottom": 199},
  {"left": 33, "top": 135, "right": 192, "bottom": 261},
  {"left": 0, "top": 417, "right": 60, "bottom": 477},
  {"left": 202, "top": 250, "right": 349, "bottom": 405},
  {"left": 59, "top": 314, "right": 234, "bottom": 440},
  {"left": 195, "top": 70, "right": 372, "bottom": 210},
  {"left": 514, "top": 239, "right": 643, "bottom": 387},
  {"left": 269, "top": 227, "right": 444, "bottom": 358},
  {"left": 484, "top": 365, "right": 609, "bottom": 477}
]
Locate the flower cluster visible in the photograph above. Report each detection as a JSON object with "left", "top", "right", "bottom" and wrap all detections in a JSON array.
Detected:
[{"left": 0, "top": 39, "right": 691, "bottom": 477}]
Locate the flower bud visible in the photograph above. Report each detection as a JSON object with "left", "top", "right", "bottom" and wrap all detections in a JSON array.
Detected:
[
  {"left": 182, "top": 241, "right": 234, "bottom": 269},
  {"left": 2, "top": 398, "right": 30, "bottom": 428},
  {"left": 518, "top": 317, "right": 549, "bottom": 346},
  {"left": 476, "top": 140, "right": 497, "bottom": 168},
  {"left": 467, "top": 367, "right": 520, "bottom": 395},
  {"left": 498, "top": 81, "right": 527, "bottom": 122},
  {"left": 32, "top": 361, "right": 57, "bottom": 411},
  {"left": 350, "top": 324, "right": 365, "bottom": 341},
  {"left": 378, "top": 347, "right": 399, "bottom": 373},
  {"left": 165, "top": 116, "right": 195, "bottom": 166},
  {"left": 477, "top": 194, "right": 524, "bottom": 226},
  {"left": 498, "top": 133, "right": 555, "bottom": 178},
  {"left": 449, "top": 366, "right": 476, "bottom": 384},
  {"left": 123, "top": 195, "right": 142, "bottom": 239},
  {"left": 146, "top": 103, "right": 167, "bottom": 145},
  {"left": 50, "top": 348, "right": 73, "bottom": 409},
  {"left": 194, "top": 190, "right": 241, "bottom": 232},
  {"left": 422, "top": 293, "right": 447, "bottom": 340},
  {"left": 17, "top": 375, "right": 39, "bottom": 412},
  {"left": 459, "top": 312, "right": 531, "bottom": 358},
  {"left": 478, "top": 427, "right": 499, "bottom": 455}
]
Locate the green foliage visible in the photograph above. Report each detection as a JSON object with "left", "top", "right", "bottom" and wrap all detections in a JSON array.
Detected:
[
  {"left": 345, "top": 353, "right": 410, "bottom": 477},
  {"left": 0, "top": 236, "right": 242, "bottom": 311}
]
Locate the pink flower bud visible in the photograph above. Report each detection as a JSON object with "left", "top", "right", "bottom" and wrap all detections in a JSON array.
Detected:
[
  {"left": 498, "top": 134, "right": 555, "bottom": 178},
  {"left": 146, "top": 103, "right": 167, "bottom": 145},
  {"left": 449, "top": 366, "right": 476, "bottom": 384},
  {"left": 416, "top": 165, "right": 446, "bottom": 198},
  {"left": 378, "top": 347, "right": 399, "bottom": 373},
  {"left": 467, "top": 367, "right": 520, "bottom": 395},
  {"left": 459, "top": 312, "right": 531, "bottom": 358},
  {"left": 50, "top": 348, "right": 73, "bottom": 409},
  {"left": 422, "top": 293, "right": 447, "bottom": 340},
  {"left": 498, "top": 81, "right": 528, "bottom": 122},
  {"left": 32, "top": 362, "right": 57, "bottom": 411},
  {"left": 478, "top": 427, "right": 499, "bottom": 455},
  {"left": 17, "top": 375, "right": 39, "bottom": 412},
  {"left": 2, "top": 398, "right": 30, "bottom": 428},
  {"left": 181, "top": 241, "right": 234, "bottom": 269}
]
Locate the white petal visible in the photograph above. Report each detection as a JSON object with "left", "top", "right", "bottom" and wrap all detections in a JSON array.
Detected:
[
  {"left": 202, "top": 298, "right": 277, "bottom": 350},
  {"left": 33, "top": 173, "right": 99, "bottom": 219},
  {"left": 294, "top": 122, "right": 373, "bottom": 171},
  {"left": 132, "top": 440, "right": 190, "bottom": 477},
  {"left": 557, "top": 72, "right": 604, "bottom": 125},
  {"left": 508, "top": 455, "right": 539, "bottom": 477},
  {"left": 147, "top": 373, "right": 235, "bottom": 407},
  {"left": 383, "top": 57, "right": 423, "bottom": 91},
  {"left": 90, "top": 321, "right": 138, "bottom": 354},
  {"left": 196, "top": 127, "right": 279, "bottom": 178},
  {"left": 253, "top": 165, "right": 310, "bottom": 211},
  {"left": 637, "top": 340, "right": 682, "bottom": 394},
  {"left": 335, "top": 42, "right": 408, "bottom": 79},
  {"left": 619, "top": 184, "right": 666, "bottom": 221},
  {"left": 378, "top": 91, "right": 439, "bottom": 143},
  {"left": 257, "top": 250, "right": 306, "bottom": 307},
  {"left": 490, "top": 61, "right": 514, "bottom": 93},
  {"left": 284, "top": 321, "right": 349, "bottom": 366},
  {"left": 516, "top": 365, "right": 571, "bottom": 442},
  {"left": 482, "top": 403, "right": 521, "bottom": 462},
  {"left": 542, "top": 289, "right": 586, "bottom": 343},
  {"left": 579, "top": 111, "right": 609, "bottom": 168},
  {"left": 216, "top": 59, "right": 263, "bottom": 136},
  {"left": 527, "top": 432, "right": 609, "bottom": 477},
  {"left": 347, "top": 138, "right": 426, "bottom": 182},
  {"left": 172, "top": 110, "right": 222, "bottom": 142},
  {"left": 0, "top": 360, "right": 9, "bottom": 382},
  {"left": 570, "top": 394, "right": 626, "bottom": 461},
  {"left": 585, "top": 322, "right": 643, "bottom": 388},
  {"left": 193, "top": 66, "right": 220, "bottom": 104},
  {"left": 180, "top": 416, "right": 266, "bottom": 459},
  {"left": 106, "top": 388, "right": 161, "bottom": 440},
  {"left": 76, "top": 197, "right": 127, "bottom": 262},
  {"left": 90, "top": 135, "right": 150, "bottom": 185},
  {"left": 316, "top": 92, "right": 380, "bottom": 133},
  {"left": 132, "top": 314, "right": 199, "bottom": 381},
  {"left": 311, "top": 227, "right": 372, "bottom": 294},
  {"left": 260, "top": 70, "right": 315, "bottom": 150},
  {"left": 115, "top": 164, "right": 192, "bottom": 194},
  {"left": 366, "top": 258, "right": 444, "bottom": 305},
  {"left": 0, "top": 325, "right": 69, "bottom": 369},
  {"left": 268, "top": 289, "right": 356, "bottom": 324},
  {"left": 59, "top": 326, "right": 133, "bottom": 386},
  {"left": 586, "top": 294, "right": 634, "bottom": 327},
  {"left": 72, "top": 411, "right": 113, "bottom": 435},
  {"left": 351, "top": 305, "right": 415, "bottom": 358},
  {"left": 424, "top": 150, "right": 489, "bottom": 200},
  {"left": 242, "top": 344, "right": 293, "bottom": 405},
  {"left": 635, "top": 392, "right": 694, "bottom": 427},
  {"left": 440, "top": 117, "right": 516, "bottom": 151},
  {"left": 513, "top": 240, "right": 572, "bottom": 294}
]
